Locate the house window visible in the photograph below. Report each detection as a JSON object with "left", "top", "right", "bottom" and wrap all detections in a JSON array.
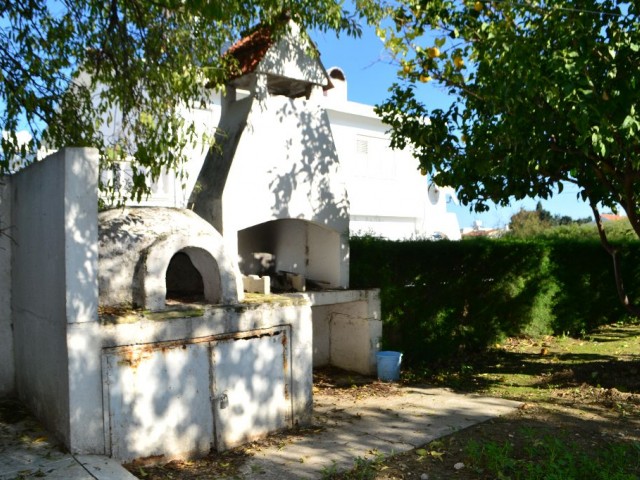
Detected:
[
  {"left": 356, "top": 138, "right": 368, "bottom": 155},
  {"left": 355, "top": 135, "right": 395, "bottom": 179}
]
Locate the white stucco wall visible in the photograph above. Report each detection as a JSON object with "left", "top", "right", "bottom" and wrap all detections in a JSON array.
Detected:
[
  {"left": 308, "top": 289, "right": 381, "bottom": 375},
  {"left": 191, "top": 73, "right": 350, "bottom": 288},
  {"left": 221, "top": 92, "right": 349, "bottom": 232},
  {"left": 111, "top": 68, "right": 461, "bottom": 242},
  {"left": 134, "top": 94, "right": 460, "bottom": 241},
  {"left": 11, "top": 148, "right": 99, "bottom": 449},
  {"left": 0, "top": 176, "right": 14, "bottom": 394},
  {"left": 325, "top": 98, "right": 461, "bottom": 240},
  {"left": 97, "top": 300, "right": 313, "bottom": 461}
]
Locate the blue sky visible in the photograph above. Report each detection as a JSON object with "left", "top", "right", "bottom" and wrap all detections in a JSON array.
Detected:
[{"left": 311, "top": 27, "right": 597, "bottom": 229}]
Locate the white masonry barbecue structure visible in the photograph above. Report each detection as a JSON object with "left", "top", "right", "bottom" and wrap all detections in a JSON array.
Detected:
[{"left": 0, "top": 22, "right": 381, "bottom": 463}]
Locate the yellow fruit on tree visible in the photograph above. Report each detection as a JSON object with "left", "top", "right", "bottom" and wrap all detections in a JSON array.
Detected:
[
  {"left": 420, "top": 167, "right": 427, "bottom": 176},
  {"left": 419, "top": 75, "right": 432, "bottom": 83},
  {"left": 453, "top": 56, "right": 464, "bottom": 69},
  {"left": 474, "top": 1, "right": 483, "bottom": 11},
  {"left": 427, "top": 47, "right": 441, "bottom": 58},
  {"left": 402, "top": 63, "right": 413, "bottom": 75}
]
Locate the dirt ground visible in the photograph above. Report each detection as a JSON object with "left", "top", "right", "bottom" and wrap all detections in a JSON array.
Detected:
[{"left": 127, "top": 325, "right": 640, "bottom": 479}]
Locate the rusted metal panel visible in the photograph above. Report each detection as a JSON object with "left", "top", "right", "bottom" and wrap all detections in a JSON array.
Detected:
[
  {"left": 103, "top": 341, "right": 213, "bottom": 462},
  {"left": 102, "top": 326, "right": 294, "bottom": 461},
  {"left": 212, "top": 327, "right": 293, "bottom": 451}
]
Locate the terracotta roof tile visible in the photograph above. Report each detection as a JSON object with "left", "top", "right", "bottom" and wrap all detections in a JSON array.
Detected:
[
  {"left": 226, "top": 25, "right": 275, "bottom": 78},
  {"left": 601, "top": 213, "right": 625, "bottom": 222},
  {"left": 224, "top": 18, "right": 332, "bottom": 90}
]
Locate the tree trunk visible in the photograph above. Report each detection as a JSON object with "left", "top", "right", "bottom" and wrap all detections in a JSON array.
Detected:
[{"left": 590, "top": 202, "right": 640, "bottom": 317}]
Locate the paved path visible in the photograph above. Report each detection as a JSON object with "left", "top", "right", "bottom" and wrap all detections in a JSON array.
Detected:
[
  {"left": 0, "top": 403, "right": 135, "bottom": 480},
  {"left": 236, "top": 386, "right": 521, "bottom": 479},
  {"left": 0, "top": 387, "right": 520, "bottom": 479}
]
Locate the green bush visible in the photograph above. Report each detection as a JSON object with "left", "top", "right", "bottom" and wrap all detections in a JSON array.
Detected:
[{"left": 349, "top": 236, "right": 640, "bottom": 365}]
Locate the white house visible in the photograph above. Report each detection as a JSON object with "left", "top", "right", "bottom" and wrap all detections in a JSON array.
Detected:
[
  {"left": 110, "top": 48, "right": 461, "bottom": 242},
  {"left": 321, "top": 67, "right": 461, "bottom": 240}
]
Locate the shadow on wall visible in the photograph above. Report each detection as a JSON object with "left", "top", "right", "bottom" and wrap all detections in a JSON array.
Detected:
[
  {"left": 100, "top": 321, "right": 294, "bottom": 461},
  {"left": 267, "top": 101, "right": 348, "bottom": 230},
  {"left": 98, "top": 207, "right": 243, "bottom": 311},
  {"left": 233, "top": 98, "right": 350, "bottom": 287},
  {"left": 0, "top": 176, "right": 15, "bottom": 396},
  {"left": 8, "top": 148, "right": 100, "bottom": 450}
]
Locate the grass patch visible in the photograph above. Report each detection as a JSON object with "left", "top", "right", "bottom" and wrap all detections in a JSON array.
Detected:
[
  {"left": 331, "top": 322, "right": 640, "bottom": 479},
  {"left": 465, "top": 432, "right": 640, "bottom": 479},
  {"left": 321, "top": 453, "right": 386, "bottom": 480}
]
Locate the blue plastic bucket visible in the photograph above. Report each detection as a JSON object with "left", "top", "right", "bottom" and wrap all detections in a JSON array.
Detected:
[{"left": 376, "top": 351, "right": 402, "bottom": 382}]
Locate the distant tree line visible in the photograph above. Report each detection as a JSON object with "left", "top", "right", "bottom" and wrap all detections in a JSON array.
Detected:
[
  {"left": 508, "top": 202, "right": 592, "bottom": 238},
  {"left": 507, "top": 202, "right": 638, "bottom": 243}
]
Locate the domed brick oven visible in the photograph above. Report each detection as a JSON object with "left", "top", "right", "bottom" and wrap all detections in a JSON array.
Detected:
[{"left": 98, "top": 207, "right": 243, "bottom": 311}]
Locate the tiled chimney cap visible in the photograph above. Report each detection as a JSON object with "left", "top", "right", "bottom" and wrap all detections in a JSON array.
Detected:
[{"left": 224, "top": 17, "right": 333, "bottom": 91}]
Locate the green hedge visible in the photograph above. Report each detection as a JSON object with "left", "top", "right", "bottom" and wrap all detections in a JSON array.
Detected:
[{"left": 349, "top": 236, "right": 640, "bottom": 365}]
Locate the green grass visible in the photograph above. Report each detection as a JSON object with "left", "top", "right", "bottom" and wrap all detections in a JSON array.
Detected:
[
  {"left": 330, "top": 322, "right": 640, "bottom": 480},
  {"left": 321, "top": 453, "right": 385, "bottom": 480},
  {"left": 402, "top": 322, "right": 640, "bottom": 398},
  {"left": 465, "top": 432, "right": 640, "bottom": 479}
]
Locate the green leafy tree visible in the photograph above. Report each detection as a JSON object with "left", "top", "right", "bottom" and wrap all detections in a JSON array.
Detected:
[
  {"left": 509, "top": 208, "right": 551, "bottom": 238},
  {"left": 0, "top": 0, "right": 370, "bottom": 201},
  {"left": 374, "top": 0, "right": 640, "bottom": 314}
]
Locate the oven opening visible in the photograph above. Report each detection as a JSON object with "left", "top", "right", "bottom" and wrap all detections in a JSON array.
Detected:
[{"left": 166, "top": 251, "right": 205, "bottom": 303}]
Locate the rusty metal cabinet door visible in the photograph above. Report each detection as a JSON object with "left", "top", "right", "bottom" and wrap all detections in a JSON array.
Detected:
[
  {"left": 103, "top": 341, "right": 213, "bottom": 462},
  {"left": 211, "top": 328, "right": 293, "bottom": 451}
]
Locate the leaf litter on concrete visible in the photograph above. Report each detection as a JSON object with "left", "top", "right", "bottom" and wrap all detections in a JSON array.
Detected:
[{"left": 126, "top": 323, "right": 640, "bottom": 479}]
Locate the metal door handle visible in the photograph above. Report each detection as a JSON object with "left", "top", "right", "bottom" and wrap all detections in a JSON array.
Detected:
[{"left": 214, "top": 392, "right": 229, "bottom": 409}]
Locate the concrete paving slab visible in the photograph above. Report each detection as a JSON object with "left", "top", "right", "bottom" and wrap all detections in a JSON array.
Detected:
[
  {"left": 75, "top": 456, "right": 138, "bottom": 480},
  {"left": 237, "top": 386, "right": 521, "bottom": 479},
  {"left": 0, "top": 404, "right": 136, "bottom": 480}
]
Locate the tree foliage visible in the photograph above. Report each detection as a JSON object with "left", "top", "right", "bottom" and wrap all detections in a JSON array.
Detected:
[
  {"left": 509, "top": 208, "right": 552, "bottom": 238},
  {"left": 0, "top": 0, "right": 369, "bottom": 201},
  {"left": 374, "top": 0, "right": 640, "bottom": 313}
]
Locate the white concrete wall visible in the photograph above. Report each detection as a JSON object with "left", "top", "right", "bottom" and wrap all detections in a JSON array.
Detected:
[
  {"left": 237, "top": 218, "right": 348, "bottom": 288},
  {"left": 271, "top": 220, "right": 344, "bottom": 287},
  {"left": 307, "top": 289, "right": 381, "bottom": 375},
  {"left": 98, "top": 301, "right": 312, "bottom": 461},
  {"left": 258, "top": 22, "right": 329, "bottom": 86},
  {"left": 221, "top": 91, "right": 349, "bottom": 236},
  {"left": 63, "top": 149, "right": 101, "bottom": 454},
  {"left": 11, "top": 148, "right": 99, "bottom": 449},
  {"left": 138, "top": 93, "right": 461, "bottom": 241},
  {"left": 122, "top": 66, "right": 462, "bottom": 242},
  {"left": 192, "top": 75, "right": 350, "bottom": 288},
  {"left": 311, "top": 304, "right": 332, "bottom": 366},
  {"left": 0, "top": 176, "right": 14, "bottom": 394},
  {"left": 325, "top": 103, "right": 461, "bottom": 240}
]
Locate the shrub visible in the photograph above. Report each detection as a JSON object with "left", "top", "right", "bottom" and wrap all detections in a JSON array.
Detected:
[{"left": 350, "top": 236, "right": 640, "bottom": 365}]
